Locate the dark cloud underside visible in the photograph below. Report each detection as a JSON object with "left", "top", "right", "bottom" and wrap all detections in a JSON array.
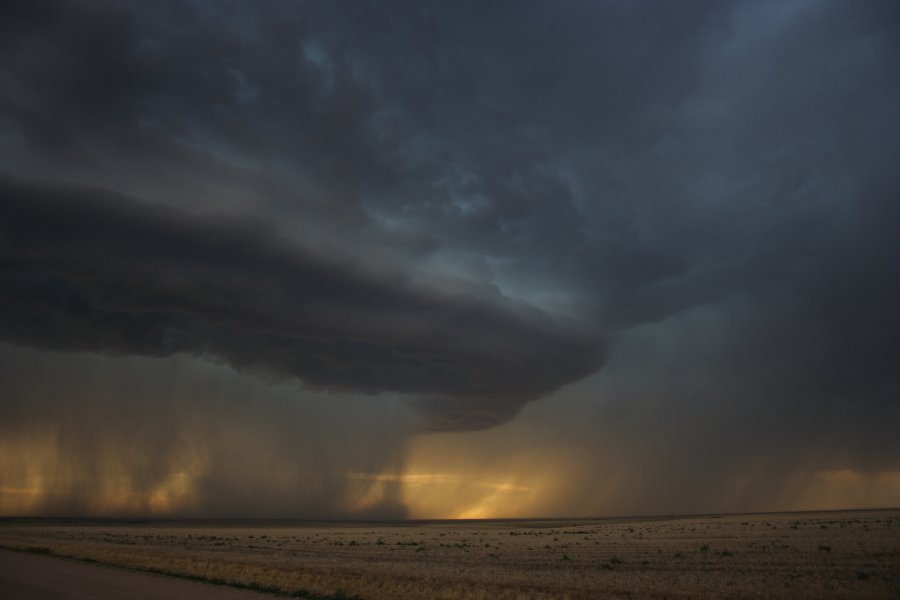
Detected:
[{"left": 0, "top": 176, "right": 603, "bottom": 431}]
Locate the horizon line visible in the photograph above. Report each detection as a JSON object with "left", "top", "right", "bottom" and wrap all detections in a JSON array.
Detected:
[{"left": 3, "top": 506, "right": 898, "bottom": 525}]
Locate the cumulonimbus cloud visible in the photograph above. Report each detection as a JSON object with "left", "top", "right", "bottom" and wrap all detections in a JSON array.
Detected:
[{"left": 0, "top": 176, "right": 604, "bottom": 431}]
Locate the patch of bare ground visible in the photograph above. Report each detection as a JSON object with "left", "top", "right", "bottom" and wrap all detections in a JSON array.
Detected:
[{"left": 1, "top": 510, "right": 897, "bottom": 599}]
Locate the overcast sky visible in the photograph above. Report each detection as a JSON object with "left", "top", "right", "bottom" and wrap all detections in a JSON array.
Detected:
[{"left": 1, "top": 0, "right": 898, "bottom": 518}]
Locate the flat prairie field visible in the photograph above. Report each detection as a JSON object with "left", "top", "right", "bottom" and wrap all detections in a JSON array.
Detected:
[{"left": 1, "top": 510, "right": 897, "bottom": 599}]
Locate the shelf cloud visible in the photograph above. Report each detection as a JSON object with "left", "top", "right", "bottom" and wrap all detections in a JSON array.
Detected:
[{"left": 0, "top": 176, "right": 603, "bottom": 431}]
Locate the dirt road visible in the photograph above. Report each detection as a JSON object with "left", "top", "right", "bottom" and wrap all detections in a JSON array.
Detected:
[{"left": 0, "top": 548, "right": 273, "bottom": 600}]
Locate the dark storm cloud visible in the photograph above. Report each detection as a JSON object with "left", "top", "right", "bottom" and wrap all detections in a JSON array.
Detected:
[
  {"left": 0, "top": 0, "right": 897, "bottom": 406},
  {"left": 320, "top": 0, "right": 899, "bottom": 480},
  {"left": 0, "top": 176, "right": 603, "bottom": 431},
  {"left": 0, "top": 0, "right": 385, "bottom": 246},
  {"left": 1, "top": 0, "right": 899, "bottom": 516}
]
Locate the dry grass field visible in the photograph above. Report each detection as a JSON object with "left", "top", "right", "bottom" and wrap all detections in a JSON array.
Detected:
[{"left": 1, "top": 510, "right": 897, "bottom": 599}]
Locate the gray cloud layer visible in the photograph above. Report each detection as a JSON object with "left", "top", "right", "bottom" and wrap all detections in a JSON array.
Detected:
[{"left": 0, "top": 176, "right": 602, "bottom": 431}]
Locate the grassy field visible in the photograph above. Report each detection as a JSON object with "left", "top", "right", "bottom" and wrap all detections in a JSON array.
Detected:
[{"left": 1, "top": 510, "right": 897, "bottom": 599}]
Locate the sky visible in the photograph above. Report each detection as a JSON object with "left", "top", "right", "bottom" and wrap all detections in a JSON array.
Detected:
[{"left": 1, "top": 0, "right": 899, "bottom": 519}]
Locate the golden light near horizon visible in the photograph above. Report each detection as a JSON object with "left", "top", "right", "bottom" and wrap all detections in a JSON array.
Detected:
[
  {"left": 4, "top": 423, "right": 900, "bottom": 518},
  {"left": 783, "top": 468, "right": 900, "bottom": 512},
  {"left": 4, "top": 402, "right": 900, "bottom": 520},
  {"left": 347, "top": 471, "right": 537, "bottom": 519},
  {"left": 0, "top": 432, "right": 206, "bottom": 517}
]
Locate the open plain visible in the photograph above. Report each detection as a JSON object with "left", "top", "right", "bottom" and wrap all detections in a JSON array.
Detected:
[{"left": 0, "top": 510, "right": 897, "bottom": 599}]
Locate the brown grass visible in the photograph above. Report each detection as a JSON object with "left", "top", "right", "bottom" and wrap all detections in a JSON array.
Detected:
[{"left": 1, "top": 510, "right": 898, "bottom": 599}]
